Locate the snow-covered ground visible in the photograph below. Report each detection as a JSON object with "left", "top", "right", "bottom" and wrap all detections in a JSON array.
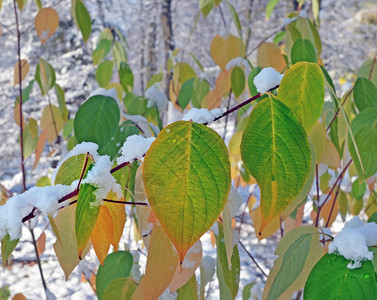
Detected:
[{"left": 0, "top": 0, "right": 376, "bottom": 299}]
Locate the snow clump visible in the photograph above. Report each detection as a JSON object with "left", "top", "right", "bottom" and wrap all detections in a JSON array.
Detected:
[
  {"left": 89, "top": 87, "right": 119, "bottom": 102},
  {"left": 182, "top": 108, "right": 225, "bottom": 124},
  {"left": 329, "top": 216, "right": 377, "bottom": 269},
  {"left": 253, "top": 67, "right": 284, "bottom": 93},
  {"left": 117, "top": 134, "right": 156, "bottom": 165},
  {"left": 145, "top": 85, "right": 168, "bottom": 113}
]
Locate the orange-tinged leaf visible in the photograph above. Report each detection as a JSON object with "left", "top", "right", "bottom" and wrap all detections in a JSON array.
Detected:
[
  {"left": 40, "top": 104, "right": 64, "bottom": 144},
  {"left": 37, "top": 232, "right": 46, "bottom": 256},
  {"left": 321, "top": 193, "right": 339, "bottom": 227},
  {"left": 33, "top": 128, "right": 48, "bottom": 169},
  {"left": 210, "top": 35, "right": 246, "bottom": 71},
  {"left": 257, "top": 42, "right": 286, "bottom": 73},
  {"left": 143, "top": 225, "right": 179, "bottom": 299},
  {"left": 216, "top": 70, "right": 231, "bottom": 97},
  {"left": 91, "top": 205, "right": 114, "bottom": 265},
  {"left": 53, "top": 204, "right": 91, "bottom": 280},
  {"left": 169, "top": 241, "right": 202, "bottom": 292},
  {"left": 249, "top": 206, "right": 280, "bottom": 240},
  {"left": 204, "top": 89, "right": 221, "bottom": 109},
  {"left": 12, "top": 294, "right": 26, "bottom": 300},
  {"left": 104, "top": 194, "right": 125, "bottom": 252},
  {"left": 13, "top": 102, "right": 25, "bottom": 127},
  {"left": 34, "top": 7, "right": 59, "bottom": 44},
  {"left": 14, "top": 59, "right": 30, "bottom": 85}
]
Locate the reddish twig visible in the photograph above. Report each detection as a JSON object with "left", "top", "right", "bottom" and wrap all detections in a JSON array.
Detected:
[
  {"left": 325, "top": 175, "right": 344, "bottom": 228},
  {"left": 102, "top": 199, "right": 148, "bottom": 206}
]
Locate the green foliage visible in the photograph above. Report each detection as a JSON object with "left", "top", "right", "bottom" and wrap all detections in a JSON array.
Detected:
[
  {"left": 353, "top": 77, "right": 377, "bottom": 111},
  {"left": 291, "top": 39, "right": 317, "bottom": 64},
  {"left": 304, "top": 253, "right": 377, "bottom": 299},
  {"left": 231, "top": 66, "right": 245, "bottom": 98},
  {"left": 1, "top": 234, "right": 19, "bottom": 267}
]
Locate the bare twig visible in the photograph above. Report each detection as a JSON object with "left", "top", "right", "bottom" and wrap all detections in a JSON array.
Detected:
[{"left": 239, "top": 241, "right": 268, "bottom": 278}]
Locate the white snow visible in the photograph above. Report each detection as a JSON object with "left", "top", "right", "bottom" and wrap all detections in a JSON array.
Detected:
[
  {"left": 145, "top": 85, "right": 168, "bottom": 113},
  {"left": 89, "top": 87, "right": 119, "bottom": 102},
  {"left": 253, "top": 67, "right": 284, "bottom": 93},
  {"left": 225, "top": 57, "right": 250, "bottom": 75},
  {"left": 328, "top": 216, "right": 377, "bottom": 269},
  {"left": 0, "top": 184, "right": 74, "bottom": 240},
  {"left": 116, "top": 134, "right": 156, "bottom": 165},
  {"left": 50, "top": 142, "right": 99, "bottom": 185},
  {"left": 82, "top": 155, "right": 123, "bottom": 204},
  {"left": 182, "top": 108, "right": 225, "bottom": 124}
]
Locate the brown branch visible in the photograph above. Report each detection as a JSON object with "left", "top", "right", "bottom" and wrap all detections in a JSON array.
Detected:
[
  {"left": 102, "top": 199, "right": 148, "bottom": 206},
  {"left": 368, "top": 55, "right": 377, "bottom": 80},
  {"left": 239, "top": 241, "right": 268, "bottom": 278},
  {"left": 326, "top": 88, "right": 353, "bottom": 131},
  {"left": 325, "top": 175, "right": 344, "bottom": 228},
  {"left": 110, "top": 161, "right": 132, "bottom": 173},
  {"left": 314, "top": 164, "right": 321, "bottom": 227}
]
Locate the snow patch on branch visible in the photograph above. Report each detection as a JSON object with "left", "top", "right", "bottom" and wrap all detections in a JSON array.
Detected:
[
  {"left": 253, "top": 67, "right": 284, "bottom": 94},
  {"left": 182, "top": 108, "right": 225, "bottom": 124},
  {"left": 117, "top": 134, "right": 156, "bottom": 165},
  {"left": 329, "top": 216, "right": 377, "bottom": 269},
  {"left": 226, "top": 57, "right": 250, "bottom": 75}
]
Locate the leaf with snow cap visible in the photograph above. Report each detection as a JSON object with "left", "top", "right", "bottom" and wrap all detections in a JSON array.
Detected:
[
  {"left": 277, "top": 61, "right": 325, "bottom": 132},
  {"left": 143, "top": 121, "right": 231, "bottom": 262},
  {"left": 54, "top": 153, "right": 93, "bottom": 185},
  {"left": 241, "top": 96, "right": 311, "bottom": 233},
  {"left": 304, "top": 253, "right": 377, "bottom": 300},
  {"left": 75, "top": 183, "right": 100, "bottom": 258}
]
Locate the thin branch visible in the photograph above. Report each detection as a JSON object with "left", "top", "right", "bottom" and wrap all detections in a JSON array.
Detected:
[
  {"left": 29, "top": 224, "right": 47, "bottom": 294},
  {"left": 77, "top": 152, "right": 90, "bottom": 189},
  {"left": 326, "top": 88, "right": 353, "bottom": 131},
  {"left": 222, "top": 89, "right": 232, "bottom": 140},
  {"left": 368, "top": 55, "right": 377, "bottom": 80},
  {"left": 47, "top": 94, "right": 60, "bottom": 144},
  {"left": 239, "top": 241, "right": 268, "bottom": 278},
  {"left": 325, "top": 175, "right": 344, "bottom": 228},
  {"left": 102, "top": 199, "right": 148, "bottom": 206},
  {"left": 110, "top": 161, "right": 132, "bottom": 174},
  {"left": 244, "top": 27, "right": 282, "bottom": 58},
  {"left": 314, "top": 164, "right": 321, "bottom": 227},
  {"left": 218, "top": 3, "right": 227, "bottom": 27}
]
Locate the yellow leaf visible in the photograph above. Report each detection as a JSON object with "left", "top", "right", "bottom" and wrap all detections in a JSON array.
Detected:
[
  {"left": 33, "top": 128, "right": 48, "bottom": 169},
  {"left": 142, "top": 225, "right": 179, "bottom": 299},
  {"left": 35, "top": 7, "right": 59, "bottom": 44},
  {"left": 91, "top": 205, "right": 114, "bottom": 265},
  {"left": 13, "top": 102, "right": 25, "bottom": 127},
  {"left": 308, "top": 121, "right": 326, "bottom": 162},
  {"left": 169, "top": 241, "right": 202, "bottom": 292},
  {"left": 53, "top": 204, "right": 91, "bottom": 280},
  {"left": 40, "top": 104, "right": 64, "bottom": 144},
  {"left": 318, "top": 138, "right": 340, "bottom": 169},
  {"left": 249, "top": 206, "right": 280, "bottom": 240},
  {"left": 14, "top": 59, "right": 30, "bottom": 85},
  {"left": 210, "top": 35, "right": 246, "bottom": 71},
  {"left": 257, "top": 42, "right": 286, "bottom": 73},
  {"left": 104, "top": 192, "right": 126, "bottom": 252}
]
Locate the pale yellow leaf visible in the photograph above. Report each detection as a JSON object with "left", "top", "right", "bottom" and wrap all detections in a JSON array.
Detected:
[
  {"left": 14, "top": 59, "right": 30, "bottom": 85},
  {"left": 210, "top": 35, "right": 246, "bottom": 71},
  {"left": 40, "top": 104, "right": 64, "bottom": 144},
  {"left": 35, "top": 7, "right": 59, "bottom": 44},
  {"left": 257, "top": 42, "right": 286, "bottom": 73}
]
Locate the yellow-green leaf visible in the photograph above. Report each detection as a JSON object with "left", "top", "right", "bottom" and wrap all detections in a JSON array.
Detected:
[
  {"left": 241, "top": 97, "right": 311, "bottom": 233},
  {"left": 278, "top": 62, "right": 325, "bottom": 132},
  {"left": 143, "top": 121, "right": 231, "bottom": 262},
  {"left": 14, "top": 59, "right": 30, "bottom": 85},
  {"left": 40, "top": 104, "right": 64, "bottom": 144},
  {"left": 1, "top": 234, "right": 19, "bottom": 267},
  {"left": 54, "top": 153, "right": 93, "bottom": 185},
  {"left": 210, "top": 35, "right": 245, "bottom": 71},
  {"left": 102, "top": 278, "right": 137, "bottom": 300}
]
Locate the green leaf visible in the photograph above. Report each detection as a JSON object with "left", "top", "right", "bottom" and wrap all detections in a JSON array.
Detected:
[
  {"left": 96, "top": 60, "right": 114, "bottom": 87},
  {"left": 96, "top": 251, "right": 134, "bottom": 300},
  {"left": 73, "top": 0, "right": 91, "bottom": 43},
  {"left": 146, "top": 73, "right": 163, "bottom": 90},
  {"left": 16, "top": 79, "right": 34, "bottom": 103},
  {"left": 273, "top": 31, "right": 286, "bottom": 44},
  {"left": 295, "top": 18, "right": 322, "bottom": 56},
  {"left": 67, "top": 135, "right": 78, "bottom": 150},
  {"left": 266, "top": 0, "right": 279, "bottom": 20},
  {"left": 192, "top": 79, "right": 210, "bottom": 108},
  {"left": 99, "top": 120, "right": 139, "bottom": 161},
  {"left": 16, "top": 0, "right": 27, "bottom": 11},
  {"left": 227, "top": 1, "right": 242, "bottom": 37},
  {"left": 348, "top": 108, "right": 377, "bottom": 180},
  {"left": 75, "top": 183, "right": 100, "bottom": 258},
  {"left": 265, "top": 227, "right": 322, "bottom": 300},
  {"left": 216, "top": 222, "right": 240, "bottom": 300},
  {"left": 74, "top": 95, "right": 120, "bottom": 152},
  {"left": 178, "top": 78, "right": 194, "bottom": 109},
  {"left": 231, "top": 66, "right": 245, "bottom": 98},
  {"left": 143, "top": 121, "right": 231, "bottom": 262},
  {"left": 278, "top": 61, "right": 325, "bottom": 132},
  {"left": 190, "top": 52, "right": 205, "bottom": 72},
  {"left": 353, "top": 77, "right": 377, "bottom": 111},
  {"left": 92, "top": 39, "right": 112, "bottom": 65},
  {"left": 352, "top": 178, "right": 367, "bottom": 200},
  {"left": 102, "top": 278, "right": 137, "bottom": 300},
  {"left": 304, "top": 253, "right": 377, "bottom": 300},
  {"left": 55, "top": 84, "right": 69, "bottom": 121},
  {"left": 35, "top": 58, "right": 56, "bottom": 95},
  {"left": 36, "top": 176, "right": 51, "bottom": 187},
  {"left": 119, "top": 62, "right": 133, "bottom": 92},
  {"left": 177, "top": 275, "right": 198, "bottom": 300},
  {"left": 23, "top": 118, "right": 39, "bottom": 159},
  {"left": 242, "top": 282, "right": 256, "bottom": 300},
  {"left": 241, "top": 97, "right": 311, "bottom": 232},
  {"left": 248, "top": 67, "right": 261, "bottom": 97},
  {"left": 199, "top": 0, "right": 214, "bottom": 18},
  {"left": 112, "top": 41, "right": 127, "bottom": 69},
  {"left": 63, "top": 119, "right": 74, "bottom": 140},
  {"left": 1, "top": 234, "right": 19, "bottom": 267},
  {"left": 358, "top": 59, "right": 377, "bottom": 86},
  {"left": 291, "top": 39, "right": 317, "bottom": 64},
  {"left": 54, "top": 153, "right": 93, "bottom": 185}
]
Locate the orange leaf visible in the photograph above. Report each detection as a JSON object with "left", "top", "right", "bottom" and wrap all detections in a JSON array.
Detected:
[
  {"left": 257, "top": 42, "right": 286, "bottom": 73},
  {"left": 169, "top": 240, "right": 202, "bottom": 292},
  {"left": 40, "top": 104, "right": 64, "bottom": 144},
  {"left": 14, "top": 59, "right": 30, "bottom": 85},
  {"left": 215, "top": 70, "right": 231, "bottom": 98},
  {"left": 33, "top": 128, "right": 49, "bottom": 169},
  {"left": 204, "top": 89, "right": 221, "bottom": 109},
  {"left": 143, "top": 225, "right": 179, "bottom": 299},
  {"left": 91, "top": 205, "right": 114, "bottom": 265},
  {"left": 104, "top": 192, "right": 126, "bottom": 252},
  {"left": 210, "top": 35, "right": 245, "bottom": 71},
  {"left": 12, "top": 294, "right": 26, "bottom": 300},
  {"left": 35, "top": 7, "right": 59, "bottom": 44},
  {"left": 37, "top": 232, "right": 46, "bottom": 256},
  {"left": 14, "top": 102, "right": 25, "bottom": 128},
  {"left": 321, "top": 193, "right": 339, "bottom": 227}
]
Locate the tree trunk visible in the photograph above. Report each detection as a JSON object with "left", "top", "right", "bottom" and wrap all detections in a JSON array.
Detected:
[{"left": 161, "top": 0, "right": 174, "bottom": 98}]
